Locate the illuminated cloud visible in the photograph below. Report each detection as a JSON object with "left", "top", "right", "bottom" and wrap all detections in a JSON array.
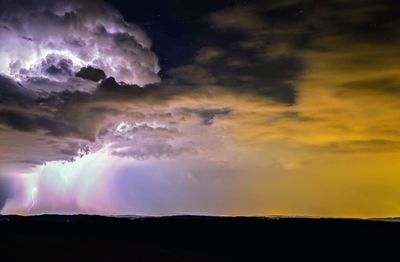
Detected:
[
  {"left": 0, "top": 0, "right": 160, "bottom": 90},
  {"left": 3, "top": 147, "right": 245, "bottom": 215}
]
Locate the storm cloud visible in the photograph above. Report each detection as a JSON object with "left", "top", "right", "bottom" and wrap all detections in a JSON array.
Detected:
[{"left": 0, "top": 0, "right": 160, "bottom": 90}]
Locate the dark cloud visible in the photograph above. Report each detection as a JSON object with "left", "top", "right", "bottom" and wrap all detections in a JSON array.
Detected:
[
  {"left": 177, "top": 108, "right": 232, "bottom": 125},
  {"left": 0, "top": 110, "right": 37, "bottom": 132},
  {"left": 98, "top": 77, "right": 126, "bottom": 91},
  {"left": 0, "top": 75, "right": 36, "bottom": 105},
  {"left": 168, "top": 0, "right": 398, "bottom": 105},
  {"left": 0, "top": 108, "right": 80, "bottom": 136},
  {"left": 75, "top": 66, "right": 106, "bottom": 82}
]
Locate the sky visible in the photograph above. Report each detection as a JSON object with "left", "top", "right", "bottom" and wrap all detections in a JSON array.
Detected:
[{"left": 0, "top": 0, "right": 400, "bottom": 217}]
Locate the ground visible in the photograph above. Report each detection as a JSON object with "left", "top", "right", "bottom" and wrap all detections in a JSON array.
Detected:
[{"left": 0, "top": 215, "right": 398, "bottom": 261}]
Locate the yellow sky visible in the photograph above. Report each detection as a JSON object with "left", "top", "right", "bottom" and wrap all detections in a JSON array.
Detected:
[{"left": 160, "top": 36, "right": 400, "bottom": 218}]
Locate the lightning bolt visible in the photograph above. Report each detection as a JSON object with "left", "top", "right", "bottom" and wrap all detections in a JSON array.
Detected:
[{"left": 28, "top": 187, "right": 38, "bottom": 213}]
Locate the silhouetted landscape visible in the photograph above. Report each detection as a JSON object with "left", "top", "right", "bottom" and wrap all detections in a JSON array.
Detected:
[{"left": 1, "top": 215, "right": 399, "bottom": 261}]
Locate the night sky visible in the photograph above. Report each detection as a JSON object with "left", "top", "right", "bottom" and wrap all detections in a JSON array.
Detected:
[{"left": 0, "top": 0, "right": 400, "bottom": 217}]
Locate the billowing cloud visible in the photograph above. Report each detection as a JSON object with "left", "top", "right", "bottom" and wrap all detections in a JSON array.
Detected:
[{"left": 0, "top": 0, "right": 160, "bottom": 91}]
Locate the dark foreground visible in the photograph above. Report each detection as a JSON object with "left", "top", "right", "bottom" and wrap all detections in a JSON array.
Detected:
[{"left": 0, "top": 215, "right": 399, "bottom": 261}]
